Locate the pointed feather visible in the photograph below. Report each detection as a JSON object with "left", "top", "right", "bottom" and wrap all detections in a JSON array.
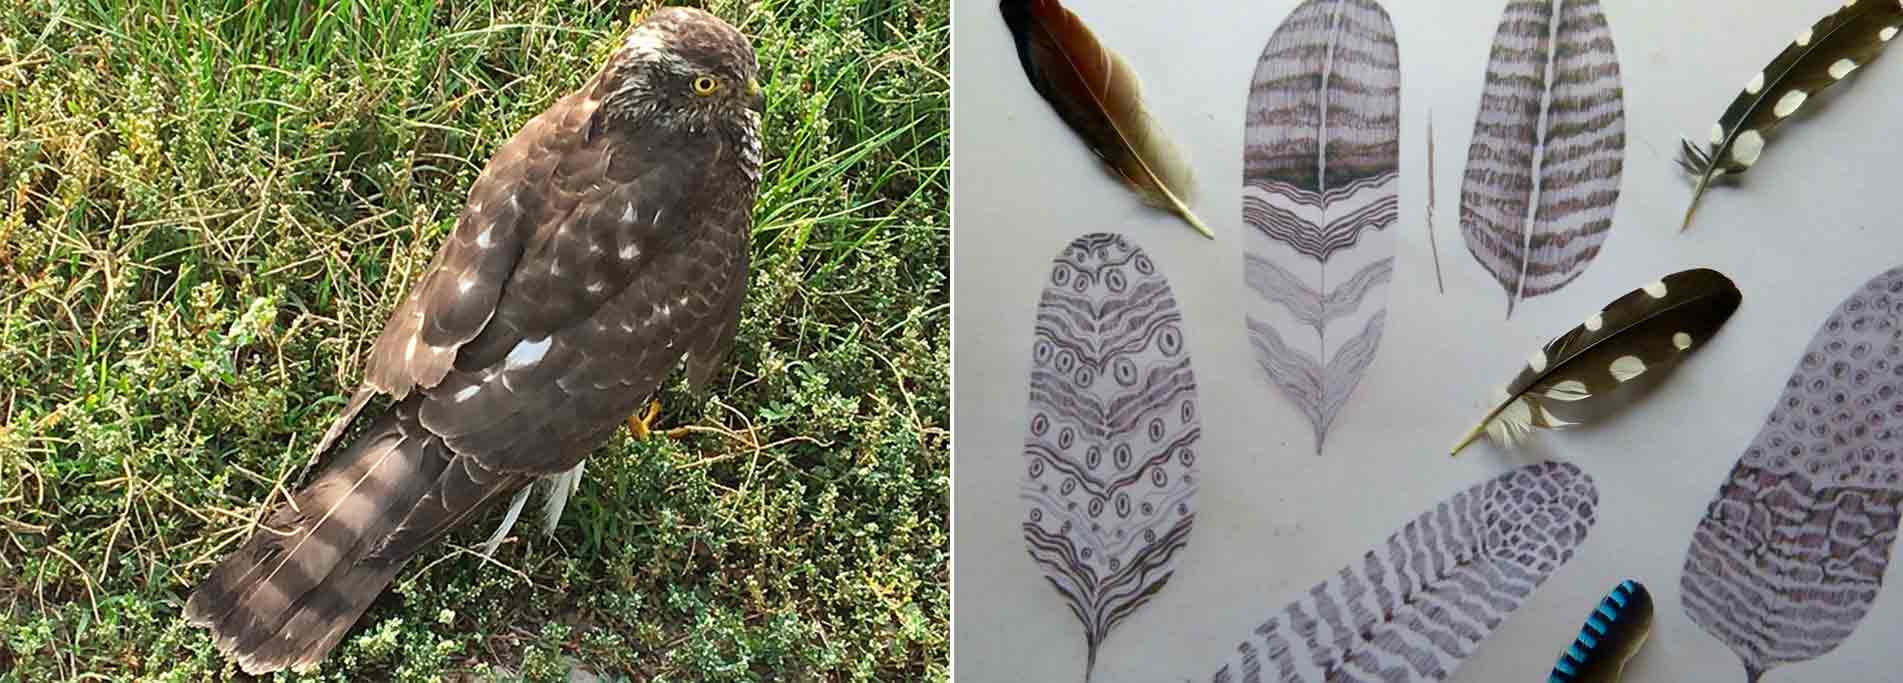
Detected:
[
  {"left": 1452, "top": 268, "right": 1741, "bottom": 455},
  {"left": 1680, "top": 0, "right": 1903, "bottom": 231},
  {"left": 1243, "top": 0, "right": 1401, "bottom": 455},
  {"left": 1460, "top": 0, "right": 1625, "bottom": 316},
  {"left": 1210, "top": 461, "right": 1599, "bottom": 682},
  {"left": 1023, "top": 233, "right": 1200, "bottom": 683},
  {"left": 999, "top": 0, "right": 1210, "bottom": 238},
  {"left": 1549, "top": 579, "right": 1654, "bottom": 683},
  {"left": 1682, "top": 265, "right": 1903, "bottom": 681}
]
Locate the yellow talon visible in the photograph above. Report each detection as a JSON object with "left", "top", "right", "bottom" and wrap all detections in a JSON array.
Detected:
[{"left": 627, "top": 400, "right": 662, "bottom": 440}]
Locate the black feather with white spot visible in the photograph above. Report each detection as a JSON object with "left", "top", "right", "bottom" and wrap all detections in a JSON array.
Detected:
[
  {"left": 1679, "top": 0, "right": 1903, "bottom": 231},
  {"left": 1452, "top": 268, "right": 1742, "bottom": 455}
]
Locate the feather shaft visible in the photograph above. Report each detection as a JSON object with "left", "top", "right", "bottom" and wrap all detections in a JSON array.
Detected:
[{"left": 1000, "top": 0, "right": 1210, "bottom": 238}]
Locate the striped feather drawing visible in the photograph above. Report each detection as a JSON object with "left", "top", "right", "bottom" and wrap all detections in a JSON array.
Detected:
[
  {"left": 1210, "top": 461, "right": 1599, "bottom": 682},
  {"left": 1460, "top": 0, "right": 1624, "bottom": 317},
  {"left": 1243, "top": 0, "right": 1400, "bottom": 454},
  {"left": 1681, "top": 265, "right": 1903, "bottom": 683},
  {"left": 1023, "top": 233, "right": 1200, "bottom": 683}
]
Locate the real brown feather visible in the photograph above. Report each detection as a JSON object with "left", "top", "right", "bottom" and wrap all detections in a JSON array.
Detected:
[{"left": 1000, "top": 0, "right": 1211, "bottom": 238}]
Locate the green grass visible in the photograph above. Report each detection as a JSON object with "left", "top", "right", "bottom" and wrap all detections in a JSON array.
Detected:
[{"left": 0, "top": 0, "right": 947, "bottom": 680}]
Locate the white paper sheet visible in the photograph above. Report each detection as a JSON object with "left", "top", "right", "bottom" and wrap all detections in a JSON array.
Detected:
[{"left": 952, "top": 0, "right": 1903, "bottom": 681}]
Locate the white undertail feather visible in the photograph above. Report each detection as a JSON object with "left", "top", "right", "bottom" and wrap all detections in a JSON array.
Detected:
[
  {"left": 541, "top": 460, "right": 587, "bottom": 535},
  {"left": 478, "top": 460, "right": 587, "bottom": 557}
]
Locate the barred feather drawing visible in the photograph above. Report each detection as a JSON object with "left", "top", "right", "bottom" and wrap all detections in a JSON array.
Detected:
[
  {"left": 1681, "top": 265, "right": 1903, "bottom": 683},
  {"left": 1243, "top": 0, "right": 1400, "bottom": 454},
  {"left": 1210, "top": 461, "right": 1599, "bottom": 682},
  {"left": 1023, "top": 233, "right": 1200, "bottom": 683},
  {"left": 1460, "top": 0, "right": 1624, "bottom": 317}
]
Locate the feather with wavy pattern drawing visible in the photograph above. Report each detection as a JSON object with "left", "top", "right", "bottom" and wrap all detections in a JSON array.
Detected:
[
  {"left": 1243, "top": 0, "right": 1400, "bottom": 454},
  {"left": 1210, "top": 461, "right": 1599, "bottom": 682},
  {"left": 1023, "top": 233, "right": 1200, "bottom": 683},
  {"left": 1682, "top": 265, "right": 1903, "bottom": 683}
]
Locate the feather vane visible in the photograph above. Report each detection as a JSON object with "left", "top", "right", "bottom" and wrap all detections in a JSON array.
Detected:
[
  {"left": 1549, "top": 579, "right": 1654, "bottom": 683},
  {"left": 1023, "top": 233, "right": 1200, "bottom": 682},
  {"left": 1679, "top": 0, "right": 1903, "bottom": 231},
  {"left": 1243, "top": 0, "right": 1401, "bottom": 455},
  {"left": 1452, "top": 268, "right": 1741, "bottom": 455},
  {"left": 1460, "top": 0, "right": 1625, "bottom": 316},
  {"left": 1210, "top": 462, "right": 1599, "bottom": 682},
  {"left": 1000, "top": 0, "right": 1210, "bottom": 238}
]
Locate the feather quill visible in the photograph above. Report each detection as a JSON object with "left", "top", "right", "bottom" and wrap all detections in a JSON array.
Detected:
[
  {"left": 1460, "top": 0, "right": 1625, "bottom": 317},
  {"left": 1549, "top": 579, "right": 1654, "bottom": 683},
  {"left": 1023, "top": 233, "right": 1200, "bottom": 683},
  {"left": 1679, "top": 0, "right": 1903, "bottom": 231},
  {"left": 1000, "top": 0, "right": 1211, "bottom": 238},
  {"left": 1242, "top": 0, "right": 1402, "bottom": 454},
  {"left": 1209, "top": 461, "right": 1598, "bottom": 682},
  {"left": 1451, "top": 268, "right": 1741, "bottom": 456},
  {"left": 1681, "top": 265, "right": 1903, "bottom": 682}
]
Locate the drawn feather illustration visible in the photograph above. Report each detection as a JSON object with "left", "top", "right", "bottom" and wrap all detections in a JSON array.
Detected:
[
  {"left": 1460, "top": 0, "right": 1625, "bottom": 317},
  {"left": 1000, "top": 0, "right": 1211, "bottom": 238},
  {"left": 1243, "top": 0, "right": 1400, "bottom": 454},
  {"left": 1681, "top": 265, "right": 1903, "bottom": 683},
  {"left": 1678, "top": 0, "right": 1903, "bottom": 231},
  {"left": 1549, "top": 579, "right": 1654, "bottom": 683},
  {"left": 1451, "top": 268, "right": 1741, "bottom": 456},
  {"left": 1209, "top": 461, "right": 1599, "bottom": 682},
  {"left": 1023, "top": 233, "right": 1200, "bottom": 683}
]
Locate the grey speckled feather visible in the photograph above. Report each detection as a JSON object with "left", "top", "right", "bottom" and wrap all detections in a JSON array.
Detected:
[
  {"left": 1682, "top": 265, "right": 1903, "bottom": 683},
  {"left": 1023, "top": 233, "right": 1199, "bottom": 683},
  {"left": 1211, "top": 462, "right": 1598, "bottom": 682},
  {"left": 1243, "top": 0, "right": 1400, "bottom": 455},
  {"left": 1460, "top": 0, "right": 1624, "bottom": 317}
]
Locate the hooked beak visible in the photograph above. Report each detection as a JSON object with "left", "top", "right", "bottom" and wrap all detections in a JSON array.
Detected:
[{"left": 747, "top": 78, "right": 765, "bottom": 113}]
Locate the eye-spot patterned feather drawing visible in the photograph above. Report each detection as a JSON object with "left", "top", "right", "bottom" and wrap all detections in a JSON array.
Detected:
[
  {"left": 1682, "top": 265, "right": 1903, "bottom": 683},
  {"left": 1209, "top": 461, "right": 1598, "bottom": 683},
  {"left": 1243, "top": 0, "right": 1400, "bottom": 455},
  {"left": 1023, "top": 233, "right": 1199, "bottom": 683},
  {"left": 1679, "top": 0, "right": 1903, "bottom": 230},
  {"left": 1461, "top": 0, "right": 1624, "bottom": 317},
  {"left": 181, "top": 8, "right": 764, "bottom": 674}
]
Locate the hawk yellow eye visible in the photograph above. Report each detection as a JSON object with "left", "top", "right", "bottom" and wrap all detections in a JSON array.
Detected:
[{"left": 692, "top": 75, "right": 721, "bottom": 96}]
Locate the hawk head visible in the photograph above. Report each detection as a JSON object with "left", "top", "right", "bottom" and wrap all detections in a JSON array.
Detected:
[{"left": 593, "top": 7, "right": 763, "bottom": 137}]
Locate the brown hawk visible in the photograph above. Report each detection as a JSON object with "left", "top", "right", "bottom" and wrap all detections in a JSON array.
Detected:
[{"left": 183, "top": 8, "right": 763, "bottom": 674}]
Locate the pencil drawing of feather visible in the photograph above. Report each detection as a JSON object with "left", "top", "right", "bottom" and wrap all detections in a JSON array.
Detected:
[
  {"left": 1682, "top": 265, "right": 1903, "bottom": 683},
  {"left": 1023, "top": 233, "right": 1200, "bottom": 683},
  {"left": 1451, "top": 268, "right": 1741, "bottom": 456},
  {"left": 1678, "top": 0, "right": 1903, "bottom": 231},
  {"left": 1243, "top": 0, "right": 1400, "bottom": 454},
  {"left": 1000, "top": 0, "right": 1211, "bottom": 238},
  {"left": 1209, "top": 461, "right": 1598, "bottom": 682},
  {"left": 1549, "top": 579, "right": 1654, "bottom": 683},
  {"left": 1461, "top": 0, "right": 1624, "bottom": 317}
]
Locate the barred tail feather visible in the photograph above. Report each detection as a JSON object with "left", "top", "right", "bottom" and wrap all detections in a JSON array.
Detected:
[{"left": 185, "top": 403, "right": 446, "bottom": 675}]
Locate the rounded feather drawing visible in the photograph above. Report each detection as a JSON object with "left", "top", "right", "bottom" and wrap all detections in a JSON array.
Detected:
[
  {"left": 1682, "top": 265, "right": 1903, "bottom": 683},
  {"left": 1021, "top": 232, "right": 1200, "bottom": 683}
]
